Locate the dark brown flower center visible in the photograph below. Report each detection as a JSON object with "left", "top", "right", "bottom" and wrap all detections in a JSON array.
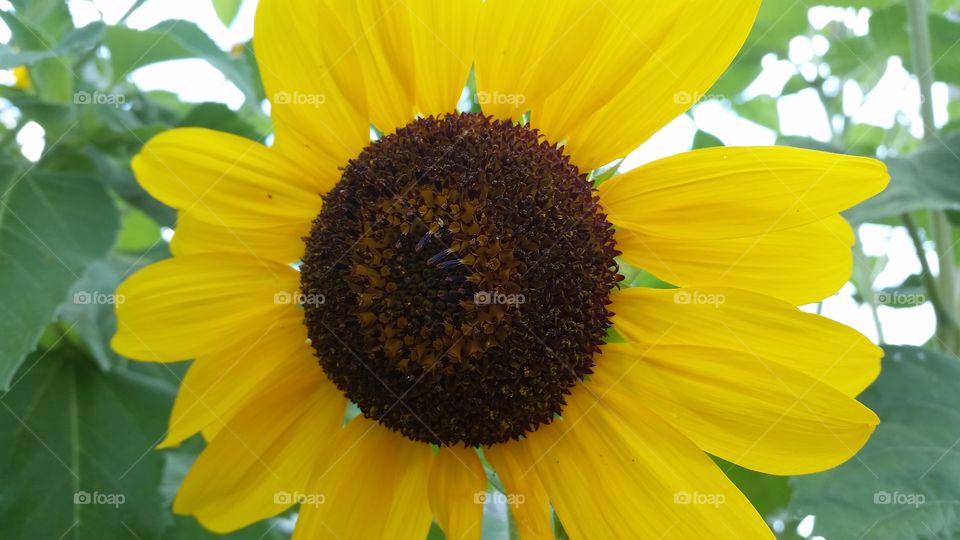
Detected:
[{"left": 301, "top": 112, "right": 620, "bottom": 446}]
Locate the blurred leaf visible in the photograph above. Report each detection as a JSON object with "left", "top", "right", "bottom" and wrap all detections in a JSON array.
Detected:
[
  {"left": 734, "top": 95, "right": 780, "bottom": 130},
  {"left": 846, "top": 132, "right": 960, "bottom": 224},
  {"left": 177, "top": 102, "right": 264, "bottom": 141},
  {"left": 103, "top": 21, "right": 259, "bottom": 106},
  {"left": 5, "top": 0, "right": 73, "bottom": 40},
  {"left": 0, "top": 88, "right": 78, "bottom": 141},
  {"left": 781, "top": 75, "right": 808, "bottom": 96},
  {"left": 0, "top": 347, "right": 173, "bottom": 539},
  {"left": 0, "top": 22, "right": 105, "bottom": 69},
  {"left": 692, "top": 130, "right": 723, "bottom": 149},
  {"left": 115, "top": 208, "right": 162, "bottom": 254},
  {"left": 712, "top": 1, "right": 810, "bottom": 98},
  {"left": 789, "top": 346, "right": 960, "bottom": 539},
  {"left": 0, "top": 163, "right": 119, "bottom": 390},
  {"left": 825, "top": 6, "right": 960, "bottom": 87},
  {"left": 844, "top": 123, "right": 887, "bottom": 155},
  {"left": 716, "top": 459, "right": 792, "bottom": 519},
  {"left": 0, "top": 10, "right": 75, "bottom": 102},
  {"left": 82, "top": 146, "right": 176, "bottom": 228},
  {"left": 212, "top": 0, "right": 243, "bottom": 28},
  {"left": 58, "top": 261, "right": 122, "bottom": 371}
]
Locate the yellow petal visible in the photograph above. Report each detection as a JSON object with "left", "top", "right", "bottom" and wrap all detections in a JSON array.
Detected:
[
  {"left": 254, "top": 0, "right": 369, "bottom": 177},
  {"left": 403, "top": 0, "right": 479, "bottom": 118},
  {"left": 594, "top": 344, "right": 879, "bottom": 475},
  {"left": 599, "top": 146, "right": 889, "bottom": 239},
  {"left": 610, "top": 286, "right": 881, "bottom": 396},
  {"left": 428, "top": 446, "right": 487, "bottom": 540},
  {"left": 160, "top": 316, "right": 310, "bottom": 448},
  {"left": 132, "top": 128, "right": 325, "bottom": 228},
  {"left": 484, "top": 442, "right": 554, "bottom": 540},
  {"left": 523, "top": 384, "right": 773, "bottom": 538},
  {"left": 293, "top": 417, "right": 433, "bottom": 539},
  {"left": 112, "top": 254, "right": 300, "bottom": 362},
  {"left": 560, "top": 0, "right": 761, "bottom": 170},
  {"left": 474, "top": 0, "right": 612, "bottom": 121},
  {"left": 171, "top": 211, "right": 308, "bottom": 265},
  {"left": 174, "top": 364, "right": 346, "bottom": 532},
  {"left": 615, "top": 215, "right": 855, "bottom": 305}
]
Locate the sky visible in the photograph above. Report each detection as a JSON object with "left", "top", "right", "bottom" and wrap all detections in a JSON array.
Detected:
[{"left": 0, "top": 0, "right": 948, "bottom": 347}]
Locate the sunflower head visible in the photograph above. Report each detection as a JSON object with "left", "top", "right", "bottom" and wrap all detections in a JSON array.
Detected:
[{"left": 302, "top": 112, "right": 621, "bottom": 446}]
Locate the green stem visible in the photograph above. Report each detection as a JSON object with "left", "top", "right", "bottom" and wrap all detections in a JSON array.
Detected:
[
  {"left": 903, "top": 213, "right": 957, "bottom": 349},
  {"left": 853, "top": 236, "right": 885, "bottom": 344},
  {"left": 907, "top": 0, "right": 937, "bottom": 138},
  {"left": 906, "top": 0, "right": 958, "bottom": 349},
  {"left": 117, "top": 0, "right": 149, "bottom": 25}
]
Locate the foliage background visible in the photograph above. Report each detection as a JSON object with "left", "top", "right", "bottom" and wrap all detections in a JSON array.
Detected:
[{"left": 1, "top": 0, "right": 960, "bottom": 538}]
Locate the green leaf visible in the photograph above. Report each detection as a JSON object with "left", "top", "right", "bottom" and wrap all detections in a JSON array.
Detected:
[
  {"left": 0, "top": 22, "right": 106, "bottom": 69},
  {"left": 82, "top": 146, "right": 176, "bottom": 228},
  {"left": 115, "top": 208, "right": 162, "bottom": 254},
  {"left": 0, "top": 347, "right": 173, "bottom": 539},
  {"left": 712, "top": 0, "right": 810, "bottom": 99},
  {"left": 6, "top": 0, "right": 73, "bottom": 40},
  {"left": 0, "top": 163, "right": 119, "bottom": 390},
  {"left": 103, "top": 21, "right": 259, "bottom": 106},
  {"left": 58, "top": 261, "right": 123, "bottom": 371},
  {"left": 692, "top": 130, "right": 723, "bottom": 149},
  {"left": 0, "top": 11, "right": 75, "bottom": 102},
  {"left": 734, "top": 96, "right": 780, "bottom": 130},
  {"left": 846, "top": 132, "right": 960, "bottom": 224},
  {"left": 212, "top": 0, "right": 244, "bottom": 28},
  {"left": 716, "top": 459, "right": 792, "bottom": 519},
  {"left": 789, "top": 346, "right": 960, "bottom": 539},
  {"left": 177, "top": 102, "right": 264, "bottom": 141}
]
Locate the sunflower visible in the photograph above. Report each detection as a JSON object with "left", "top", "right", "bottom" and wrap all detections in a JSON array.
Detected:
[{"left": 112, "top": 0, "right": 889, "bottom": 538}]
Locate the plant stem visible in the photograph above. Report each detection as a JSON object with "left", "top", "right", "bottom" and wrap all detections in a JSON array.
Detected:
[
  {"left": 903, "top": 212, "right": 957, "bottom": 350},
  {"left": 906, "top": 0, "right": 959, "bottom": 349},
  {"left": 907, "top": 0, "right": 937, "bottom": 138},
  {"left": 853, "top": 236, "right": 885, "bottom": 344},
  {"left": 118, "top": 0, "right": 149, "bottom": 25}
]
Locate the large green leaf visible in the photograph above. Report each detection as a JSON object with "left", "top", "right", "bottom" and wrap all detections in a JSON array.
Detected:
[
  {"left": 0, "top": 164, "right": 119, "bottom": 389},
  {"left": 103, "top": 21, "right": 259, "bottom": 106},
  {"left": 789, "top": 346, "right": 960, "bottom": 539},
  {"left": 0, "top": 22, "right": 105, "bottom": 69},
  {"left": 0, "top": 348, "right": 173, "bottom": 539},
  {"left": 846, "top": 132, "right": 960, "bottom": 224}
]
